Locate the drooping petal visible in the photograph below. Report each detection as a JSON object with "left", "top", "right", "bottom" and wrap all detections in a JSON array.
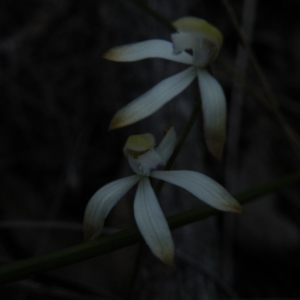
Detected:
[
  {"left": 197, "top": 68, "right": 226, "bottom": 160},
  {"left": 150, "top": 170, "right": 242, "bottom": 213},
  {"left": 134, "top": 177, "right": 174, "bottom": 266},
  {"left": 83, "top": 175, "right": 141, "bottom": 241},
  {"left": 103, "top": 40, "right": 193, "bottom": 65},
  {"left": 155, "top": 127, "right": 177, "bottom": 164},
  {"left": 109, "top": 66, "right": 197, "bottom": 130}
]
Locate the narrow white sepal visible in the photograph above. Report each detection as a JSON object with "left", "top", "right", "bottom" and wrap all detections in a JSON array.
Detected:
[
  {"left": 134, "top": 177, "right": 174, "bottom": 266},
  {"left": 83, "top": 175, "right": 141, "bottom": 241},
  {"left": 103, "top": 40, "right": 193, "bottom": 65},
  {"left": 150, "top": 170, "right": 242, "bottom": 213},
  {"left": 155, "top": 127, "right": 177, "bottom": 164},
  {"left": 197, "top": 68, "right": 226, "bottom": 160},
  {"left": 109, "top": 67, "right": 197, "bottom": 129}
]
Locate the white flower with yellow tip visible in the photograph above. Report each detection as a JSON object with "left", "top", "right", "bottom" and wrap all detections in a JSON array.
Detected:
[
  {"left": 104, "top": 17, "right": 226, "bottom": 159},
  {"left": 83, "top": 127, "right": 242, "bottom": 266}
]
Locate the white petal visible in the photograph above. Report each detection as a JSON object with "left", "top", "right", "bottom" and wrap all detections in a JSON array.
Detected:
[
  {"left": 150, "top": 170, "right": 242, "bottom": 213},
  {"left": 197, "top": 68, "right": 226, "bottom": 160},
  {"left": 109, "top": 67, "right": 197, "bottom": 129},
  {"left": 126, "top": 155, "right": 146, "bottom": 175},
  {"left": 83, "top": 175, "right": 141, "bottom": 240},
  {"left": 172, "top": 32, "right": 217, "bottom": 67},
  {"left": 171, "top": 32, "right": 200, "bottom": 55},
  {"left": 127, "top": 149, "right": 164, "bottom": 176},
  {"left": 155, "top": 127, "right": 177, "bottom": 164},
  {"left": 103, "top": 40, "right": 193, "bottom": 65},
  {"left": 134, "top": 177, "right": 174, "bottom": 266}
]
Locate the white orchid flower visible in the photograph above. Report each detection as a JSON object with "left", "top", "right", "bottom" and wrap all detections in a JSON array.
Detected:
[
  {"left": 104, "top": 17, "right": 226, "bottom": 159},
  {"left": 84, "top": 127, "right": 242, "bottom": 266}
]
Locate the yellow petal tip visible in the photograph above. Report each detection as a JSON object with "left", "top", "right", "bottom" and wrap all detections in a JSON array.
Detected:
[
  {"left": 108, "top": 113, "right": 127, "bottom": 131},
  {"left": 232, "top": 203, "right": 243, "bottom": 214},
  {"left": 108, "top": 121, "right": 117, "bottom": 131},
  {"left": 102, "top": 48, "right": 118, "bottom": 61},
  {"left": 161, "top": 253, "right": 174, "bottom": 268},
  {"left": 207, "top": 139, "right": 225, "bottom": 161}
]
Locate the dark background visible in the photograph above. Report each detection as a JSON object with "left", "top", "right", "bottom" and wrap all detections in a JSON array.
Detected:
[{"left": 1, "top": 0, "right": 300, "bottom": 299}]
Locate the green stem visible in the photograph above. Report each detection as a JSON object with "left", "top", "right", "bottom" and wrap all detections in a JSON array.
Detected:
[
  {"left": 155, "top": 101, "right": 201, "bottom": 195},
  {"left": 1, "top": 169, "right": 300, "bottom": 285}
]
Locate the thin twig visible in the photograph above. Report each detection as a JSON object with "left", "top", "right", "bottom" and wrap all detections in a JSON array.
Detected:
[
  {"left": 220, "top": 0, "right": 300, "bottom": 160},
  {"left": 223, "top": 0, "right": 257, "bottom": 283},
  {"left": 129, "top": 0, "right": 176, "bottom": 32},
  {"left": 0, "top": 169, "right": 300, "bottom": 285},
  {"left": 0, "top": 221, "right": 82, "bottom": 231}
]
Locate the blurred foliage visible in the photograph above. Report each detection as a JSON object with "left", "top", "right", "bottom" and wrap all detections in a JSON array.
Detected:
[{"left": 1, "top": 0, "right": 300, "bottom": 299}]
